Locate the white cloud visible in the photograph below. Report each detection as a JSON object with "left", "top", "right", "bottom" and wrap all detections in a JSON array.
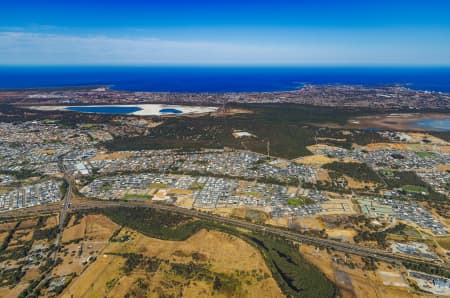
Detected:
[
  {"left": 0, "top": 30, "right": 449, "bottom": 65},
  {"left": 0, "top": 31, "right": 293, "bottom": 65}
]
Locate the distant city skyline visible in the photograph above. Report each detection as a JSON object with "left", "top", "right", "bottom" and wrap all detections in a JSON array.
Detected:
[{"left": 1, "top": 0, "right": 450, "bottom": 66}]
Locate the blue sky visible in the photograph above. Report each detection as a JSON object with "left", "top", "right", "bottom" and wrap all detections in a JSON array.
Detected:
[{"left": 1, "top": 0, "right": 450, "bottom": 65}]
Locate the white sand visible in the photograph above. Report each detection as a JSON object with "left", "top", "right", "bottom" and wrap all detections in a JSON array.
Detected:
[
  {"left": 133, "top": 104, "right": 217, "bottom": 115},
  {"left": 26, "top": 104, "right": 218, "bottom": 116}
]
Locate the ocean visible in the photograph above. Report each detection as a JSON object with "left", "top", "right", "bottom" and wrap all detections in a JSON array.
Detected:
[{"left": 0, "top": 66, "right": 450, "bottom": 93}]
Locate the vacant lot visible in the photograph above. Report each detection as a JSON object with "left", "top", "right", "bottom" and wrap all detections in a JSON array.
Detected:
[
  {"left": 67, "top": 227, "right": 282, "bottom": 297},
  {"left": 62, "top": 254, "right": 125, "bottom": 298},
  {"left": 61, "top": 216, "right": 86, "bottom": 244}
]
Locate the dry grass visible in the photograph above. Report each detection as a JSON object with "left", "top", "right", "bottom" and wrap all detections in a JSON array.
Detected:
[
  {"left": 364, "top": 143, "right": 411, "bottom": 151},
  {"left": 43, "top": 215, "right": 58, "bottom": 229},
  {"left": 104, "top": 228, "right": 282, "bottom": 297},
  {"left": 55, "top": 215, "right": 119, "bottom": 277},
  {"left": 18, "top": 219, "right": 37, "bottom": 229},
  {"left": 300, "top": 245, "right": 421, "bottom": 298},
  {"left": 307, "top": 144, "right": 346, "bottom": 152},
  {"left": 437, "top": 164, "right": 450, "bottom": 172},
  {"left": 91, "top": 152, "right": 133, "bottom": 161},
  {"left": 406, "top": 132, "right": 449, "bottom": 145},
  {"left": 84, "top": 214, "right": 119, "bottom": 242},
  {"left": 0, "top": 231, "right": 9, "bottom": 244},
  {"left": 344, "top": 175, "right": 378, "bottom": 189},
  {"left": 0, "top": 283, "right": 29, "bottom": 298},
  {"left": 9, "top": 228, "right": 33, "bottom": 245},
  {"left": 174, "top": 197, "right": 194, "bottom": 209},
  {"left": 35, "top": 149, "right": 56, "bottom": 155},
  {"left": 437, "top": 238, "right": 450, "bottom": 251},
  {"left": 61, "top": 216, "right": 86, "bottom": 244},
  {"left": 266, "top": 217, "right": 289, "bottom": 228},
  {"left": 317, "top": 169, "right": 332, "bottom": 182},
  {"left": 64, "top": 226, "right": 282, "bottom": 298},
  {"left": 52, "top": 243, "right": 84, "bottom": 276},
  {"left": 61, "top": 255, "right": 125, "bottom": 298},
  {"left": 294, "top": 154, "right": 338, "bottom": 168},
  {"left": 16, "top": 229, "right": 34, "bottom": 242},
  {"left": 168, "top": 189, "right": 193, "bottom": 195},
  {"left": 22, "top": 267, "right": 41, "bottom": 282}
]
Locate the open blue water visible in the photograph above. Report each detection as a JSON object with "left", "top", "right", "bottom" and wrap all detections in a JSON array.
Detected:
[
  {"left": 411, "top": 119, "right": 450, "bottom": 131},
  {"left": 0, "top": 67, "right": 450, "bottom": 93},
  {"left": 65, "top": 106, "right": 142, "bottom": 114},
  {"left": 159, "top": 108, "right": 183, "bottom": 114}
]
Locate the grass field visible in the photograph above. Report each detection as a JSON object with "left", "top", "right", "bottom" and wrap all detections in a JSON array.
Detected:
[
  {"left": 402, "top": 184, "right": 429, "bottom": 194},
  {"left": 415, "top": 151, "right": 437, "bottom": 158}
]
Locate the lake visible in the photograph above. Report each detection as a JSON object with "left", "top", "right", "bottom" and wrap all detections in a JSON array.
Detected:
[
  {"left": 29, "top": 104, "right": 218, "bottom": 116},
  {"left": 66, "top": 106, "right": 142, "bottom": 115},
  {"left": 411, "top": 118, "right": 450, "bottom": 131}
]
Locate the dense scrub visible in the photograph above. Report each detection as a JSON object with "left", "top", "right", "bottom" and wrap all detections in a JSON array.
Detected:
[
  {"left": 105, "top": 104, "right": 381, "bottom": 159},
  {"left": 100, "top": 207, "right": 202, "bottom": 241},
  {"left": 382, "top": 171, "right": 447, "bottom": 202},
  {"left": 323, "top": 162, "right": 383, "bottom": 184}
]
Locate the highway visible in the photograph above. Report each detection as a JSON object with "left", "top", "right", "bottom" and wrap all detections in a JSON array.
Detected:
[{"left": 1, "top": 197, "right": 449, "bottom": 275}]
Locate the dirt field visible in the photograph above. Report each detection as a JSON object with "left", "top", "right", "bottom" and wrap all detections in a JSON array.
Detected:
[
  {"left": 378, "top": 271, "right": 409, "bottom": 288},
  {"left": 288, "top": 217, "right": 324, "bottom": 230},
  {"left": 326, "top": 229, "right": 357, "bottom": 243},
  {"left": 175, "top": 197, "right": 195, "bottom": 208}
]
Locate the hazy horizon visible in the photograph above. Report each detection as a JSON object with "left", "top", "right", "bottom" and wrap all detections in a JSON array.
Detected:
[{"left": 1, "top": 1, "right": 450, "bottom": 66}]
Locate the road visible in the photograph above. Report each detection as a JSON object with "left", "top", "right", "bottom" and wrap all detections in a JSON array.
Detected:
[
  {"left": 55, "top": 174, "right": 72, "bottom": 248},
  {"left": 1, "top": 197, "right": 449, "bottom": 275},
  {"left": 26, "top": 157, "right": 73, "bottom": 295}
]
